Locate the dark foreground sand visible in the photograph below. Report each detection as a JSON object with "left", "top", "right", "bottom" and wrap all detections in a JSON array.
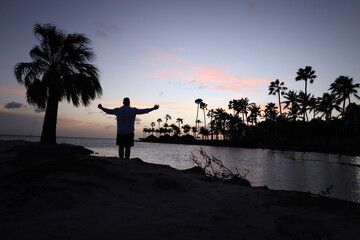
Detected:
[{"left": 1, "top": 140, "right": 360, "bottom": 240}]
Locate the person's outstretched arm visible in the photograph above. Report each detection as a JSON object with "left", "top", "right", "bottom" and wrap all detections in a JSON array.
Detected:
[
  {"left": 98, "top": 104, "right": 115, "bottom": 114},
  {"left": 135, "top": 104, "right": 160, "bottom": 114}
]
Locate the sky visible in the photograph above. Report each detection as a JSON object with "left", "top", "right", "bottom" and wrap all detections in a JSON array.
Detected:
[{"left": 1, "top": 0, "right": 360, "bottom": 139}]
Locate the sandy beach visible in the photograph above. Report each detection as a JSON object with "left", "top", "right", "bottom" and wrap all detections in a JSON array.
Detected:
[{"left": 1, "top": 140, "right": 360, "bottom": 240}]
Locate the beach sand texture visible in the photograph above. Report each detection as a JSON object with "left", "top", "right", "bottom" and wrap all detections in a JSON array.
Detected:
[{"left": 1, "top": 140, "right": 360, "bottom": 240}]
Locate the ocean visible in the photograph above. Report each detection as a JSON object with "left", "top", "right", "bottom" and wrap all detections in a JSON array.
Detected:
[{"left": 1, "top": 134, "right": 360, "bottom": 203}]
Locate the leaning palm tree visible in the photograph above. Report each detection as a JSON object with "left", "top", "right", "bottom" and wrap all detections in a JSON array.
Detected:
[
  {"left": 268, "top": 79, "right": 287, "bottom": 115},
  {"left": 329, "top": 75, "right": 360, "bottom": 117},
  {"left": 14, "top": 23, "right": 102, "bottom": 144}
]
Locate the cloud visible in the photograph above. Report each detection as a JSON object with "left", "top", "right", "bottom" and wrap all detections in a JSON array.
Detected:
[
  {"left": 143, "top": 65, "right": 270, "bottom": 93},
  {"left": 0, "top": 87, "right": 26, "bottom": 96},
  {"left": 4, "top": 101, "right": 23, "bottom": 109},
  {"left": 57, "top": 117, "right": 93, "bottom": 127},
  {"left": 34, "top": 108, "right": 45, "bottom": 113},
  {"left": 145, "top": 46, "right": 184, "bottom": 63},
  {"left": 247, "top": 2, "right": 257, "bottom": 14},
  {"left": 93, "top": 22, "right": 121, "bottom": 38}
]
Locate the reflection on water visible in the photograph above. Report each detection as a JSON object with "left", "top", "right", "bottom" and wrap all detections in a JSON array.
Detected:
[{"left": 1, "top": 135, "right": 360, "bottom": 203}]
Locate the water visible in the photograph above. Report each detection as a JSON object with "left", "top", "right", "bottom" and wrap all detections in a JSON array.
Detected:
[{"left": 1, "top": 135, "right": 360, "bottom": 203}]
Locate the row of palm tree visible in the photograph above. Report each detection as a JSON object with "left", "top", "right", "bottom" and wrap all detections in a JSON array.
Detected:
[{"left": 146, "top": 66, "right": 359, "bottom": 140}]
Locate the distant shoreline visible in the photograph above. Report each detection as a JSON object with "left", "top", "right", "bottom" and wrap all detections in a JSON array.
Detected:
[{"left": 140, "top": 134, "right": 360, "bottom": 157}]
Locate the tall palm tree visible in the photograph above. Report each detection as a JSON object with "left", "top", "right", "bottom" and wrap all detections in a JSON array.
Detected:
[
  {"left": 195, "top": 98, "right": 203, "bottom": 129},
  {"left": 295, "top": 66, "right": 316, "bottom": 121},
  {"left": 200, "top": 101, "right": 208, "bottom": 129},
  {"left": 268, "top": 79, "right": 287, "bottom": 115},
  {"left": 295, "top": 66, "right": 317, "bottom": 96},
  {"left": 14, "top": 23, "right": 102, "bottom": 144},
  {"left": 329, "top": 76, "right": 360, "bottom": 117}
]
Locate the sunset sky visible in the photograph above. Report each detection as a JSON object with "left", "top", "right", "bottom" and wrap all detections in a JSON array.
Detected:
[{"left": 1, "top": 0, "right": 360, "bottom": 139}]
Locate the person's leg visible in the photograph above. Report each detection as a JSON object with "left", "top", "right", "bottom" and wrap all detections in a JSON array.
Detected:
[
  {"left": 119, "top": 145, "right": 125, "bottom": 159},
  {"left": 125, "top": 146, "right": 131, "bottom": 159}
]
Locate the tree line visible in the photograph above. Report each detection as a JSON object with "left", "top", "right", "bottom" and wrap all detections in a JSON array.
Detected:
[{"left": 144, "top": 66, "right": 360, "bottom": 148}]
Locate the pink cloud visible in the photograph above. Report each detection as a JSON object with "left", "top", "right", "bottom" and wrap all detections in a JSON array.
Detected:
[
  {"left": 193, "top": 69, "right": 269, "bottom": 92},
  {"left": 143, "top": 65, "right": 270, "bottom": 93},
  {"left": 0, "top": 87, "right": 26, "bottom": 96}
]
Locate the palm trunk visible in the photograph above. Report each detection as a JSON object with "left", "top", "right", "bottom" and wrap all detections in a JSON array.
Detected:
[
  {"left": 40, "top": 95, "right": 59, "bottom": 144},
  {"left": 203, "top": 109, "right": 206, "bottom": 129},
  {"left": 278, "top": 91, "right": 282, "bottom": 115},
  {"left": 195, "top": 105, "right": 199, "bottom": 130}
]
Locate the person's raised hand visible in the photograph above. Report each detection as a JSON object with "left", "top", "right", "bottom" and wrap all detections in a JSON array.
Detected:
[
  {"left": 98, "top": 104, "right": 102, "bottom": 109},
  {"left": 153, "top": 104, "right": 159, "bottom": 110}
]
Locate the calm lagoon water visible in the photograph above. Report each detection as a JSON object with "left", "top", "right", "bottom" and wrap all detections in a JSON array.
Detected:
[{"left": 2, "top": 135, "right": 360, "bottom": 203}]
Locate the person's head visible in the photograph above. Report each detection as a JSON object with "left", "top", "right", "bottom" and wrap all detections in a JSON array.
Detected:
[{"left": 123, "top": 97, "right": 130, "bottom": 106}]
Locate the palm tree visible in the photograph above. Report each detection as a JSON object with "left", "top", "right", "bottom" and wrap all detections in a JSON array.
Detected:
[
  {"left": 317, "top": 92, "right": 340, "bottom": 122},
  {"left": 182, "top": 124, "right": 191, "bottom": 135},
  {"left": 200, "top": 101, "right": 208, "bottom": 129},
  {"left": 14, "top": 23, "right": 102, "bottom": 144},
  {"left": 329, "top": 76, "right": 360, "bottom": 117},
  {"left": 295, "top": 66, "right": 316, "bottom": 121},
  {"left": 191, "top": 126, "right": 198, "bottom": 137},
  {"left": 239, "top": 98, "right": 250, "bottom": 125},
  {"left": 247, "top": 103, "right": 261, "bottom": 125},
  {"left": 295, "top": 66, "right": 317, "bottom": 96},
  {"left": 297, "top": 91, "right": 313, "bottom": 121},
  {"left": 176, "top": 118, "right": 183, "bottom": 134},
  {"left": 165, "top": 114, "right": 171, "bottom": 129},
  {"left": 283, "top": 90, "right": 300, "bottom": 121},
  {"left": 264, "top": 102, "right": 278, "bottom": 121},
  {"left": 268, "top": 79, "right": 287, "bottom": 115},
  {"left": 195, "top": 98, "right": 203, "bottom": 129},
  {"left": 157, "top": 118, "right": 162, "bottom": 130},
  {"left": 150, "top": 122, "right": 156, "bottom": 135},
  {"left": 307, "top": 96, "right": 319, "bottom": 119},
  {"left": 207, "top": 109, "right": 215, "bottom": 140}
]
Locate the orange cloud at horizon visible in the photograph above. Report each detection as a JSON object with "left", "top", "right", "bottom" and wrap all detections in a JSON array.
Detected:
[{"left": 0, "top": 87, "right": 26, "bottom": 96}]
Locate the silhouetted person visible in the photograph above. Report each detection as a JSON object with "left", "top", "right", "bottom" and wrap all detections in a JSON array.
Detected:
[{"left": 98, "top": 97, "right": 159, "bottom": 159}]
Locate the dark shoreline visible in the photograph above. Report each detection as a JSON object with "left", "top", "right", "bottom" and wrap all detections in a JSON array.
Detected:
[
  {"left": 140, "top": 135, "right": 360, "bottom": 157},
  {"left": 2, "top": 139, "right": 360, "bottom": 239}
]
